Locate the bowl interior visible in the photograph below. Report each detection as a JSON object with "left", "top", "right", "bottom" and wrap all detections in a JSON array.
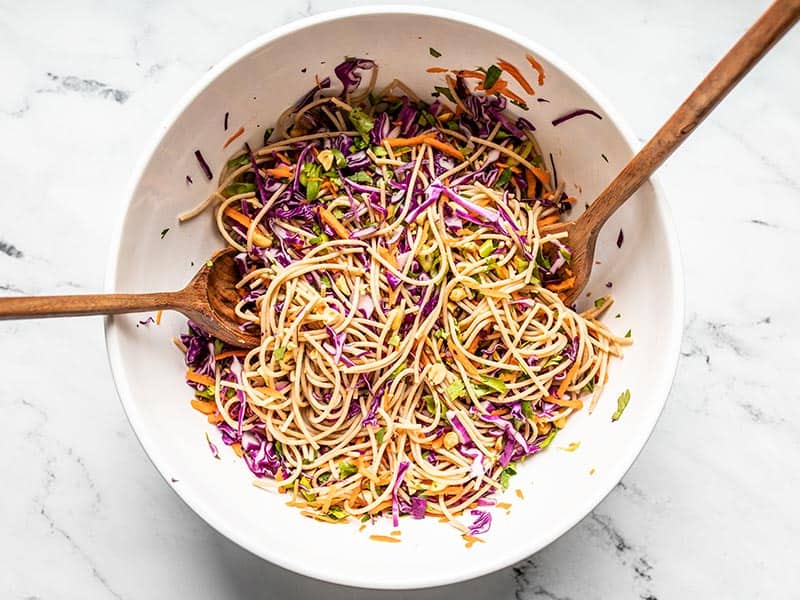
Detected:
[{"left": 106, "top": 8, "right": 682, "bottom": 589}]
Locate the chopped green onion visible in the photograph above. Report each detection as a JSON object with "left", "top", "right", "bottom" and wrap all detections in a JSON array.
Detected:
[
  {"left": 499, "top": 464, "right": 517, "bottom": 490},
  {"left": 611, "top": 389, "right": 631, "bottom": 422},
  {"left": 226, "top": 155, "right": 250, "bottom": 169},
  {"left": 446, "top": 379, "right": 467, "bottom": 400},
  {"left": 478, "top": 240, "right": 495, "bottom": 258},
  {"left": 273, "top": 346, "right": 286, "bottom": 361},
  {"left": 338, "top": 462, "right": 358, "bottom": 478},
  {"left": 484, "top": 64, "right": 503, "bottom": 89},
  {"left": 429, "top": 47, "right": 442, "bottom": 58},
  {"left": 479, "top": 375, "right": 507, "bottom": 394},
  {"left": 375, "top": 427, "right": 386, "bottom": 445},
  {"left": 327, "top": 506, "right": 348, "bottom": 520},
  {"left": 495, "top": 168, "right": 513, "bottom": 189},
  {"left": 594, "top": 297, "right": 606, "bottom": 309},
  {"left": 434, "top": 86, "right": 455, "bottom": 102},
  {"left": 521, "top": 400, "right": 534, "bottom": 418},
  {"left": 160, "top": 228, "right": 169, "bottom": 239},
  {"left": 348, "top": 108, "right": 375, "bottom": 140}
]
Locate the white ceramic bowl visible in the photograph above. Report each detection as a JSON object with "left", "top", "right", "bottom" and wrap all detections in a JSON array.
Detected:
[{"left": 105, "top": 6, "right": 683, "bottom": 590}]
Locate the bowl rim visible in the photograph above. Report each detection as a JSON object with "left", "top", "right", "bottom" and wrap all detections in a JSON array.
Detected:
[{"left": 104, "top": 4, "right": 685, "bottom": 590}]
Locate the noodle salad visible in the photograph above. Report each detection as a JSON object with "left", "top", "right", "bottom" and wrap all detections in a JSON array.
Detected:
[{"left": 177, "top": 56, "right": 630, "bottom": 538}]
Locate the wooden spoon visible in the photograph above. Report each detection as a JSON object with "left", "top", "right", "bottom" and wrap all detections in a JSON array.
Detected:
[
  {"left": 545, "top": 0, "right": 799, "bottom": 306},
  {"left": 0, "top": 247, "right": 260, "bottom": 348}
]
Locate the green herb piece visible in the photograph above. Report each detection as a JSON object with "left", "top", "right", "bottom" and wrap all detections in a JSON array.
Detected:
[
  {"left": 434, "top": 86, "right": 455, "bottom": 102},
  {"left": 418, "top": 110, "right": 436, "bottom": 127},
  {"left": 318, "top": 472, "right": 331, "bottom": 484},
  {"left": 601, "top": 153, "right": 609, "bottom": 163},
  {"left": 433, "top": 328, "right": 448, "bottom": 340},
  {"left": 388, "top": 334, "right": 401, "bottom": 347},
  {"left": 331, "top": 149, "right": 347, "bottom": 168},
  {"left": 372, "top": 146, "right": 387, "bottom": 157},
  {"left": 309, "top": 232, "right": 330, "bottom": 245},
  {"left": 194, "top": 386, "right": 215, "bottom": 400},
  {"left": 375, "top": 427, "right": 386, "bottom": 445},
  {"left": 531, "top": 155, "right": 544, "bottom": 167},
  {"left": 353, "top": 136, "right": 368, "bottom": 150},
  {"left": 213, "top": 339, "right": 225, "bottom": 355},
  {"left": 274, "top": 440, "right": 284, "bottom": 457},
  {"left": 226, "top": 155, "right": 250, "bottom": 169},
  {"left": 361, "top": 514, "right": 371, "bottom": 523},
  {"left": 273, "top": 346, "right": 286, "bottom": 361},
  {"left": 348, "top": 108, "right": 375, "bottom": 140},
  {"left": 479, "top": 375, "right": 507, "bottom": 394},
  {"left": 425, "top": 395, "right": 438, "bottom": 416},
  {"left": 349, "top": 171, "right": 372, "bottom": 183},
  {"left": 160, "top": 227, "right": 169, "bottom": 239},
  {"left": 510, "top": 99, "right": 529, "bottom": 110},
  {"left": 499, "top": 464, "right": 517, "bottom": 490},
  {"left": 327, "top": 506, "right": 348, "bottom": 520},
  {"left": 542, "top": 354, "right": 563, "bottom": 368},
  {"left": 262, "top": 128, "right": 274, "bottom": 145},
  {"left": 521, "top": 400, "right": 534, "bottom": 418},
  {"left": 338, "top": 462, "right": 358, "bottom": 478},
  {"left": 478, "top": 240, "right": 495, "bottom": 258},
  {"left": 495, "top": 168, "right": 513, "bottom": 189},
  {"left": 594, "top": 297, "right": 606, "bottom": 309},
  {"left": 539, "top": 428, "right": 558, "bottom": 449},
  {"left": 206, "top": 259, "right": 213, "bottom": 267},
  {"left": 224, "top": 182, "right": 256, "bottom": 196},
  {"left": 625, "top": 329, "right": 632, "bottom": 338},
  {"left": 429, "top": 47, "right": 442, "bottom": 58},
  {"left": 300, "top": 489, "right": 317, "bottom": 502},
  {"left": 320, "top": 274, "right": 331, "bottom": 289},
  {"left": 484, "top": 64, "right": 503, "bottom": 89},
  {"left": 611, "top": 389, "right": 631, "bottom": 422},
  {"left": 447, "top": 379, "right": 467, "bottom": 400},
  {"left": 583, "top": 380, "right": 595, "bottom": 393},
  {"left": 445, "top": 120, "right": 460, "bottom": 131},
  {"left": 391, "top": 363, "right": 406, "bottom": 379}
]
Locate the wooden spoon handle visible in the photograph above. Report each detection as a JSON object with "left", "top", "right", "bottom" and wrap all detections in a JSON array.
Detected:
[
  {"left": 0, "top": 292, "right": 185, "bottom": 320},
  {"left": 581, "top": 0, "right": 800, "bottom": 234}
]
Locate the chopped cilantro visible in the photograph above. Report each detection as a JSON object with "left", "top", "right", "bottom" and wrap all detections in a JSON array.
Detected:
[
  {"left": 160, "top": 228, "right": 169, "bottom": 239},
  {"left": 429, "top": 47, "right": 442, "bottom": 58},
  {"left": 433, "top": 86, "right": 455, "bottom": 102},
  {"left": 499, "top": 464, "right": 517, "bottom": 490}
]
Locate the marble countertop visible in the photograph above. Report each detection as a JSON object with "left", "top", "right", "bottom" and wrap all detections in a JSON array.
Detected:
[{"left": 2, "top": 0, "right": 798, "bottom": 598}]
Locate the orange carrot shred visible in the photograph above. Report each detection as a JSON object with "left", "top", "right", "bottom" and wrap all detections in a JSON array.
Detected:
[
  {"left": 497, "top": 59, "right": 534, "bottom": 95},
  {"left": 370, "top": 535, "right": 401, "bottom": 543},
  {"left": 426, "top": 67, "right": 449, "bottom": 73},
  {"left": 191, "top": 399, "right": 216, "bottom": 415},
  {"left": 155, "top": 310, "right": 163, "bottom": 325},
  {"left": 526, "top": 54, "right": 546, "bottom": 86},
  {"left": 318, "top": 206, "right": 350, "bottom": 239},
  {"left": 214, "top": 350, "right": 248, "bottom": 360},
  {"left": 186, "top": 370, "right": 214, "bottom": 387},
  {"left": 223, "top": 126, "right": 245, "bottom": 149}
]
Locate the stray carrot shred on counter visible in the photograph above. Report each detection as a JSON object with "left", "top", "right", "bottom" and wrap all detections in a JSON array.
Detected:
[
  {"left": 515, "top": 489, "right": 525, "bottom": 500},
  {"left": 155, "top": 310, "right": 163, "bottom": 325}
]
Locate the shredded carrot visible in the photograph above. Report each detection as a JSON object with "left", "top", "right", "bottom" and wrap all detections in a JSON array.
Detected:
[
  {"left": 537, "top": 214, "right": 561, "bottom": 228},
  {"left": 500, "top": 88, "right": 527, "bottom": 106},
  {"left": 515, "top": 489, "right": 525, "bottom": 500},
  {"left": 550, "top": 395, "right": 583, "bottom": 410},
  {"left": 554, "top": 416, "right": 568, "bottom": 429},
  {"left": 191, "top": 399, "right": 216, "bottom": 415},
  {"left": 254, "top": 385, "right": 284, "bottom": 398},
  {"left": 370, "top": 535, "right": 401, "bottom": 543},
  {"left": 423, "top": 136, "right": 463, "bottom": 160},
  {"left": 207, "top": 413, "right": 223, "bottom": 424},
  {"left": 498, "top": 59, "right": 534, "bottom": 95},
  {"left": 426, "top": 67, "right": 449, "bottom": 73},
  {"left": 558, "top": 353, "right": 583, "bottom": 397},
  {"left": 431, "top": 436, "right": 444, "bottom": 450},
  {"left": 263, "top": 166, "right": 292, "bottom": 179},
  {"left": 385, "top": 134, "right": 434, "bottom": 148},
  {"left": 222, "top": 207, "right": 273, "bottom": 247},
  {"left": 376, "top": 246, "right": 399, "bottom": 269},
  {"left": 223, "top": 126, "right": 245, "bottom": 149},
  {"left": 358, "top": 524, "right": 366, "bottom": 532},
  {"left": 546, "top": 276, "right": 576, "bottom": 292},
  {"left": 481, "top": 78, "right": 508, "bottom": 96},
  {"left": 525, "top": 168, "right": 538, "bottom": 192},
  {"left": 274, "top": 151, "right": 292, "bottom": 164},
  {"left": 449, "top": 341, "right": 480, "bottom": 376},
  {"left": 186, "top": 370, "right": 215, "bottom": 387},
  {"left": 214, "top": 350, "right": 248, "bottom": 361},
  {"left": 526, "top": 54, "right": 546, "bottom": 86},
  {"left": 527, "top": 164, "right": 551, "bottom": 186},
  {"left": 496, "top": 502, "right": 512, "bottom": 510},
  {"left": 231, "top": 442, "right": 244, "bottom": 457},
  {"left": 589, "top": 468, "right": 596, "bottom": 475},
  {"left": 318, "top": 206, "right": 350, "bottom": 239},
  {"left": 462, "top": 534, "right": 485, "bottom": 548},
  {"left": 155, "top": 310, "right": 163, "bottom": 325},
  {"left": 390, "top": 530, "right": 402, "bottom": 537}
]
